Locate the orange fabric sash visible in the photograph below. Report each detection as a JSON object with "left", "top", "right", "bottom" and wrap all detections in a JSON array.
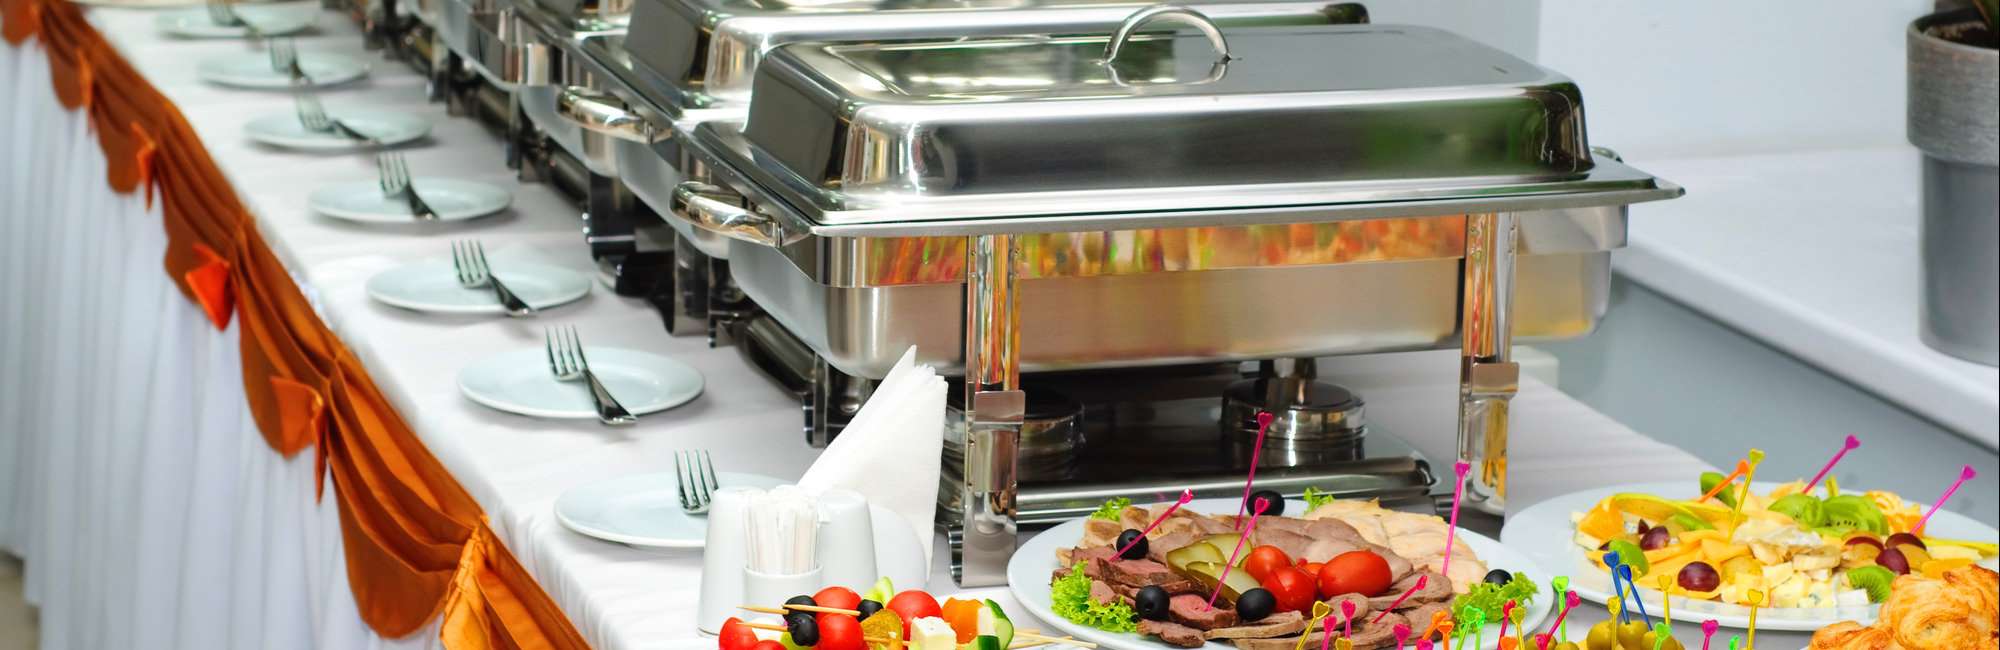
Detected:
[{"left": 3, "top": 2, "right": 591, "bottom": 647}]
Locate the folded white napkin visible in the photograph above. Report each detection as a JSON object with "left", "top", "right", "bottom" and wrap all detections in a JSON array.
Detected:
[{"left": 797, "top": 347, "right": 946, "bottom": 569}]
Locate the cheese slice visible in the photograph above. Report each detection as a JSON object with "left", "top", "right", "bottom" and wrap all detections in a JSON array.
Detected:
[{"left": 911, "top": 617, "right": 956, "bottom": 650}]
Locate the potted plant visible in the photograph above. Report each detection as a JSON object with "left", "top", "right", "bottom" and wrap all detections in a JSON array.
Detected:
[{"left": 1909, "top": 0, "right": 1998, "bottom": 366}]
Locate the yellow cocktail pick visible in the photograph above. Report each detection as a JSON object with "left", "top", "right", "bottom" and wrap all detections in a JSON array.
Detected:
[
  {"left": 1296, "top": 601, "right": 1334, "bottom": 650},
  {"left": 1729, "top": 449, "right": 1766, "bottom": 535},
  {"left": 1655, "top": 575, "right": 1674, "bottom": 627},
  {"left": 1608, "top": 595, "right": 1623, "bottom": 622},
  {"left": 1744, "top": 589, "right": 1765, "bottom": 650}
]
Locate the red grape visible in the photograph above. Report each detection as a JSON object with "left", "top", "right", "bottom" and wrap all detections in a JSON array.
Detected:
[
  {"left": 1876, "top": 548, "right": 1911, "bottom": 574},
  {"left": 1885, "top": 533, "right": 1926, "bottom": 550},
  {"left": 1676, "top": 561, "right": 1720, "bottom": 592},
  {"left": 1844, "top": 535, "right": 1883, "bottom": 550},
  {"left": 1640, "top": 527, "right": 1673, "bottom": 551}
]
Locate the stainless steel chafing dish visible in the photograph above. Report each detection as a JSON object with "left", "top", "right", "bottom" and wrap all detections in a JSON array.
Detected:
[
  {"left": 549, "top": 0, "right": 1370, "bottom": 334},
  {"left": 671, "top": 8, "right": 1682, "bottom": 585}
]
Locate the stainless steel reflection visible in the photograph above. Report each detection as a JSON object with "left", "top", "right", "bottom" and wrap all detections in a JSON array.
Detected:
[{"left": 730, "top": 235, "right": 1613, "bottom": 379}]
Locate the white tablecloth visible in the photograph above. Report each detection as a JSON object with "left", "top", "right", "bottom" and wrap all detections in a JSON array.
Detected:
[{"left": 1, "top": 4, "right": 1822, "bottom": 649}]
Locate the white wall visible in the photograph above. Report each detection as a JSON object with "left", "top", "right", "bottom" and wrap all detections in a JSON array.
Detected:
[{"left": 1537, "top": 0, "right": 1931, "bottom": 159}]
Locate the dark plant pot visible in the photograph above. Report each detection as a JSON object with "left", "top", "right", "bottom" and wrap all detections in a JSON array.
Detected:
[{"left": 1908, "top": 8, "right": 1998, "bottom": 366}]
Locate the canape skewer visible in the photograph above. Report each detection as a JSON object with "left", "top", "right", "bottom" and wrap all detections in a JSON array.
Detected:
[{"left": 738, "top": 605, "right": 1097, "bottom": 648}]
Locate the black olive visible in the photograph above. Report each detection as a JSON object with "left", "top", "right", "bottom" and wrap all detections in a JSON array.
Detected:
[
  {"left": 1133, "top": 585, "right": 1171, "bottom": 621},
  {"left": 855, "top": 599, "right": 884, "bottom": 620},
  {"left": 1234, "top": 588, "right": 1277, "bottom": 622},
  {"left": 785, "top": 595, "right": 818, "bottom": 609},
  {"left": 785, "top": 611, "right": 820, "bottom": 646},
  {"left": 1484, "top": 569, "right": 1513, "bottom": 585},
  {"left": 1116, "top": 529, "right": 1150, "bottom": 560},
  {"left": 1249, "top": 490, "right": 1285, "bottom": 517}
]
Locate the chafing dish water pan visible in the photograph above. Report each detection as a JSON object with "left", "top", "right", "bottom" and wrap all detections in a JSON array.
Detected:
[{"left": 672, "top": 8, "right": 1681, "bottom": 585}]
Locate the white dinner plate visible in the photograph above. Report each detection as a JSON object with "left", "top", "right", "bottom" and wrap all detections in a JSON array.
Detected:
[
  {"left": 458, "top": 346, "right": 703, "bottom": 419},
  {"left": 1502, "top": 481, "right": 2000, "bottom": 631},
  {"left": 197, "top": 52, "right": 368, "bottom": 88},
  {"left": 551, "top": 471, "right": 931, "bottom": 587},
  {"left": 366, "top": 258, "right": 590, "bottom": 314},
  {"left": 309, "top": 178, "right": 511, "bottom": 223},
  {"left": 246, "top": 111, "right": 429, "bottom": 150},
  {"left": 1008, "top": 498, "right": 1551, "bottom": 650},
  {"left": 154, "top": 3, "right": 316, "bottom": 37}
]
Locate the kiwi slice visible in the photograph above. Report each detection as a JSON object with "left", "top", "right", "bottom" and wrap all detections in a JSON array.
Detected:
[
  {"left": 1823, "top": 495, "right": 1888, "bottom": 535},
  {"left": 1769, "top": 494, "right": 1826, "bottom": 527},
  {"left": 1699, "top": 472, "right": 1738, "bottom": 508},
  {"left": 1846, "top": 565, "right": 1895, "bottom": 603}
]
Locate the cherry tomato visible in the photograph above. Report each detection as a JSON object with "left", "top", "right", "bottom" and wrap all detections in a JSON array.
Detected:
[
  {"left": 939, "top": 598, "right": 983, "bottom": 643},
  {"left": 1318, "top": 550, "right": 1394, "bottom": 597},
  {"left": 1243, "top": 545, "right": 1292, "bottom": 583},
  {"left": 1297, "top": 561, "right": 1324, "bottom": 577},
  {"left": 817, "top": 612, "right": 865, "bottom": 650},
  {"left": 1259, "top": 566, "right": 1317, "bottom": 614},
  {"left": 885, "top": 591, "right": 942, "bottom": 637},
  {"left": 752, "top": 642, "right": 785, "bottom": 650},
  {"left": 720, "top": 617, "right": 760, "bottom": 650},
  {"left": 814, "top": 586, "right": 863, "bottom": 613}
]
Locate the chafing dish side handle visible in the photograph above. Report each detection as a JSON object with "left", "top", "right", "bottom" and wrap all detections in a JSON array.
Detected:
[
  {"left": 670, "top": 181, "right": 802, "bottom": 247},
  {"left": 556, "top": 86, "right": 662, "bottom": 143}
]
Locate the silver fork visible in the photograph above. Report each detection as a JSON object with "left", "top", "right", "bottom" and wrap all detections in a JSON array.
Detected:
[
  {"left": 293, "top": 90, "right": 380, "bottom": 145},
  {"left": 205, "top": 0, "right": 263, "bottom": 38},
  {"left": 674, "top": 450, "right": 719, "bottom": 514},
  {"left": 376, "top": 153, "right": 440, "bottom": 221},
  {"left": 546, "top": 326, "right": 637, "bottom": 425},
  {"left": 451, "top": 240, "right": 537, "bottom": 317},
  {"left": 269, "top": 38, "right": 310, "bottom": 84}
]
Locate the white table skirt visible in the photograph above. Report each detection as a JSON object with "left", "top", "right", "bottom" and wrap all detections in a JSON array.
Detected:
[
  {"left": 1, "top": 4, "right": 1820, "bottom": 649},
  {"left": 0, "top": 40, "right": 437, "bottom": 650}
]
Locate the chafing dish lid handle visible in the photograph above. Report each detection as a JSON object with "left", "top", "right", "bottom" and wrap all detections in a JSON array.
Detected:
[{"left": 1103, "top": 4, "right": 1232, "bottom": 66}]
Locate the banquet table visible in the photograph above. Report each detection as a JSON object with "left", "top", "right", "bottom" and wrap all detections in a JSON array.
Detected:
[{"left": 0, "top": 3, "right": 1831, "bottom": 649}]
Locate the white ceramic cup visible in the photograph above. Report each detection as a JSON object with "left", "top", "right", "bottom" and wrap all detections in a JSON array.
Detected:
[
  {"left": 695, "top": 486, "right": 760, "bottom": 634},
  {"left": 814, "top": 488, "right": 877, "bottom": 591},
  {"left": 743, "top": 566, "right": 824, "bottom": 620}
]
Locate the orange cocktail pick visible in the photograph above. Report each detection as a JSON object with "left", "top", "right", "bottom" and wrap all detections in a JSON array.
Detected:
[{"left": 1697, "top": 460, "right": 1751, "bottom": 504}]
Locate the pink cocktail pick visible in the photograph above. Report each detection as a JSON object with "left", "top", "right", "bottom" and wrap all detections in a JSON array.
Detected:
[
  {"left": 1498, "top": 600, "right": 1515, "bottom": 640},
  {"left": 1116, "top": 489, "right": 1195, "bottom": 559},
  {"left": 1805, "top": 435, "right": 1860, "bottom": 492},
  {"left": 1320, "top": 608, "right": 1337, "bottom": 650},
  {"left": 1207, "top": 497, "right": 1268, "bottom": 610},
  {"left": 1439, "top": 460, "right": 1472, "bottom": 577},
  {"left": 1533, "top": 634, "right": 1551, "bottom": 650},
  {"left": 1700, "top": 620, "right": 1719, "bottom": 650},
  {"left": 1393, "top": 624, "right": 1411, "bottom": 650},
  {"left": 1416, "top": 641, "right": 1433, "bottom": 650},
  {"left": 1372, "top": 575, "right": 1429, "bottom": 623},
  {"left": 1543, "top": 591, "right": 1579, "bottom": 640},
  {"left": 1915, "top": 465, "right": 1977, "bottom": 535},
  {"left": 1237, "top": 412, "right": 1277, "bottom": 527},
  {"left": 1341, "top": 600, "right": 1356, "bottom": 639}
]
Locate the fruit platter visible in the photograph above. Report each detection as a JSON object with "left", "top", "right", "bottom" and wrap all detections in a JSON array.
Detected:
[
  {"left": 1007, "top": 494, "right": 1553, "bottom": 650},
  {"left": 1503, "top": 477, "right": 1999, "bottom": 631}
]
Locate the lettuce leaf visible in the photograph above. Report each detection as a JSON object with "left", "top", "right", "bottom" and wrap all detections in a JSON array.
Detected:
[
  {"left": 1051, "top": 562, "right": 1137, "bottom": 632},
  {"left": 1090, "top": 498, "right": 1131, "bottom": 522},
  {"left": 1302, "top": 487, "right": 1336, "bottom": 510},
  {"left": 1452, "top": 571, "right": 1539, "bottom": 625}
]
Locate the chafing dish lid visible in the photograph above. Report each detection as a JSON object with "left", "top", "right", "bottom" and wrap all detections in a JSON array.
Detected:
[
  {"left": 692, "top": 17, "right": 1680, "bottom": 233},
  {"left": 620, "top": 0, "right": 1365, "bottom": 109}
]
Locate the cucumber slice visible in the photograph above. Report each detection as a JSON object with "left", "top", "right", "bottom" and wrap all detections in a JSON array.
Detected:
[
  {"left": 964, "top": 635, "right": 1001, "bottom": 650},
  {"left": 980, "top": 601, "right": 1013, "bottom": 649},
  {"left": 862, "top": 577, "right": 895, "bottom": 605}
]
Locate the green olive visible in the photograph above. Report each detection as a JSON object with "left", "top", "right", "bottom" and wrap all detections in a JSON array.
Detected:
[
  {"left": 1617, "top": 621, "right": 1649, "bottom": 650},
  {"left": 1641, "top": 631, "right": 1686, "bottom": 650},
  {"left": 1585, "top": 621, "right": 1617, "bottom": 650}
]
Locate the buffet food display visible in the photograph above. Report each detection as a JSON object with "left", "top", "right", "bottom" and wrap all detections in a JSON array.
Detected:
[{"left": 267, "top": 0, "right": 1998, "bottom": 646}]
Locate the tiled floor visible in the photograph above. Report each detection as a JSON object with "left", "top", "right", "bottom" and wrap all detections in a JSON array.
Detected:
[{"left": 0, "top": 554, "right": 35, "bottom": 650}]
